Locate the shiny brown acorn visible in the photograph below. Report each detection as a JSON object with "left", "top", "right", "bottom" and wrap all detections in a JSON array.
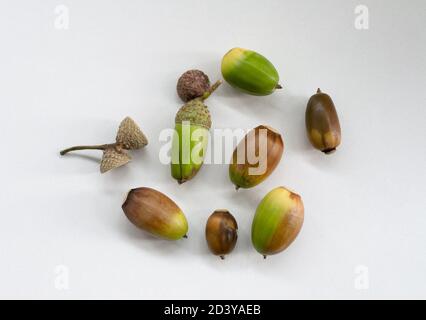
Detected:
[
  {"left": 122, "top": 187, "right": 188, "bottom": 240},
  {"left": 205, "top": 210, "right": 238, "bottom": 259},
  {"left": 229, "top": 125, "right": 284, "bottom": 189},
  {"left": 305, "top": 88, "right": 341, "bottom": 154}
]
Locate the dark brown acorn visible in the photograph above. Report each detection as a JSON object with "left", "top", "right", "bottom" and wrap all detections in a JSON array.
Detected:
[
  {"left": 305, "top": 88, "right": 341, "bottom": 154},
  {"left": 177, "top": 70, "right": 211, "bottom": 102},
  {"left": 205, "top": 210, "right": 238, "bottom": 259}
]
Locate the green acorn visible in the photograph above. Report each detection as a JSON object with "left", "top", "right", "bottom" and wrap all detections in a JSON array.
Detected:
[
  {"left": 171, "top": 80, "right": 221, "bottom": 184},
  {"left": 221, "top": 48, "right": 281, "bottom": 96}
]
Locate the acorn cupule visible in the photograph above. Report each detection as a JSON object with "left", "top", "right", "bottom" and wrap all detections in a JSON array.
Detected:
[
  {"left": 177, "top": 69, "right": 211, "bottom": 102},
  {"left": 60, "top": 117, "right": 148, "bottom": 173}
]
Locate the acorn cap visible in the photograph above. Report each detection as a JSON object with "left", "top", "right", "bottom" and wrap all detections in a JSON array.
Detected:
[
  {"left": 116, "top": 117, "right": 148, "bottom": 150},
  {"left": 100, "top": 147, "right": 131, "bottom": 173},
  {"left": 175, "top": 99, "right": 211, "bottom": 129},
  {"left": 177, "top": 70, "right": 210, "bottom": 102}
]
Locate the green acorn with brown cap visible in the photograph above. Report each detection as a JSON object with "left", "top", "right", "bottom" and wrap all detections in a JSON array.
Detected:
[{"left": 171, "top": 74, "right": 221, "bottom": 184}]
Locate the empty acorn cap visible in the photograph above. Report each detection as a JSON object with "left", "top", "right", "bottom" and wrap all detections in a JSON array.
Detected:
[
  {"left": 100, "top": 147, "right": 131, "bottom": 173},
  {"left": 116, "top": 117, "right": 148, "bottom": 150}
]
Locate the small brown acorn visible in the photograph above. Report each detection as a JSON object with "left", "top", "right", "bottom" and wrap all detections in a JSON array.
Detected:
[
  {"left": 177, "top": 69, "right": 211, "bottom": 102},
  {"left": 205, "top": 209, "right": 238, "bottom": 259},
  {"left": 60, "top": 117, "right": 148, "bottom": 173}
]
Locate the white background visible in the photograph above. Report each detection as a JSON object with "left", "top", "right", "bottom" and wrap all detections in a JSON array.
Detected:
[{"left": 0, "top": 0, "right": 425, "bottom": 299}]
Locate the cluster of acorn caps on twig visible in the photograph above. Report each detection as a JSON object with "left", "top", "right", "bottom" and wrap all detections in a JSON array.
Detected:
[
  {"left": 60, "top": 117, "right": 148, "bottom": 173},
  {"left": 60, "top": 47, "right": 341, "bottom": 259}
]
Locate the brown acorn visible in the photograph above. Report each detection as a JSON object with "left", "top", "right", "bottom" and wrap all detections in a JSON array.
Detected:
[
  {"left": 305, "top": 88, "right": 341, "bottom": 154},
  {"left": 177, "top": 69, "right": 211, "bottom": 102},
  {"left": 60, "top": 117, "right": 148, "bottom": 173},
  {"left": 229, "top": 125, "right": 284, "bottom": 189},
  {"left": 205, "top": 210, "right": 238, "bottom": 259},
  {"left": 122, "top": 187, "right": 188, "bottom": 240}
]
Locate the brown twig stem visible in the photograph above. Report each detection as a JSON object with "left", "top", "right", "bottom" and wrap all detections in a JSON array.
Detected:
[
  {"left": 201, "top": 80, "right": 222, "bottom": 101},
  {"left": 60, "top": 144, "right": 114, "bottom": 156}
]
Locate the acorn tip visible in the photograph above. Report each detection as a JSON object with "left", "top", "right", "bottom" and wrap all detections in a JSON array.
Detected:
[{"left": 322, "top": 148, "right": 336, "bottom": 154}]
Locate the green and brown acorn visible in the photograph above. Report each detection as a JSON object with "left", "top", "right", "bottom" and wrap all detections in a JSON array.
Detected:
[
  {"left": 171, "top": 71, "right": 221, "bottom": 184},
  {"left": 252, "top": 186, "right": 304, "bottom": 258},
  {"left": 305, "top": 88, "right": 341, "bottom": 154},
  {"left": 122, "top": 187, "right": 188, "bottom": 240},
  {"left": 229, "top": 125, "right": 284, "bottom": 189}
]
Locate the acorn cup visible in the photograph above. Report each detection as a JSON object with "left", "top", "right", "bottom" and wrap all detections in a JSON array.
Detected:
[
  {"left": 229, "top": 125, "right": 284, "bottom": 190},
  {"left": 305, "top": 88, "right": 341, "bottom": 154},
  {"left": 252, "top": 186, "right": 304, "bottom": 258},
  {"left": 205, "top": 210, "right": 238, "bottom": 259},
  {"left": 60, "top": 117, "right": 148, "bottom": 173},
  {"left": 171, "top": 76, "right": 222, "bottom": 184},
  {"left": 122, "top": 187, "right": 188, "bottom": 240},
  {"left": 177, "top": 69, "right": 211, "bottom": 102}
]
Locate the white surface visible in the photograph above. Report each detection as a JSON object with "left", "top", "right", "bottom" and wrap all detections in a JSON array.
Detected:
[{"left": 0, "top": 0, "right": 425, "bottom": 299}]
